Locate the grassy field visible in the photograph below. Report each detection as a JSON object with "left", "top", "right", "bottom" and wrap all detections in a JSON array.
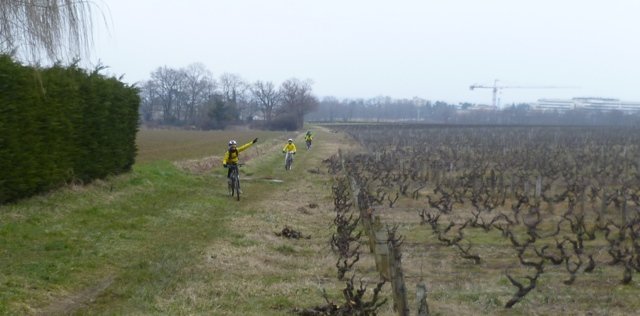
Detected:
[
  {"left": 135, "top": 128, "right": 284, "bottom": 163},
  {"left": 0, "top": 126, "right": 368, "bottom": 315},
  {"left": 2, "top": 125, "right": 639, "bottom": 315}
]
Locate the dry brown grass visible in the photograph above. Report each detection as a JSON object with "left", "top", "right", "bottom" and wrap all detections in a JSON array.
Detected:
[
  {"left": 136, "top": 128, "right": 282, "bottom": 163},
  {"left": 359, "top": 190, "right": 640, "bottom": 315}
]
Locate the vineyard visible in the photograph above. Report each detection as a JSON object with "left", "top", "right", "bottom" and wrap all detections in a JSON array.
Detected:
[{"left": 323, "top": 124, "right": 640, "bottom": 314}]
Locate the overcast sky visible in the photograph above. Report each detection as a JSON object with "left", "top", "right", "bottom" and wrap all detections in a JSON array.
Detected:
[{"left": 91, "top": 0, "right": 640, "bottom": 106}]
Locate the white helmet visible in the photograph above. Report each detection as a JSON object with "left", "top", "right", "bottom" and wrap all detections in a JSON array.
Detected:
[
  {"left": 228, "top": 140, "right": 237, "bottom": 146},
  {"left": 287, "top": 138, "right": 293, "bottom": 142}
]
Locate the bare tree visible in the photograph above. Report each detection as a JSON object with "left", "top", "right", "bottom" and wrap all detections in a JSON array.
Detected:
[
  {"left": 279, "top": 78, "right": 318, "bottom": 129},
  {"left": 0, "top": 0, "right": 100, "bottom": 61},
  {"left": 219, "top": 73, "right": 245, "bottom": 103},
  {"left": 139, "top": 80, "right": 160, "bottom": 123},
  {"left": 307, "top": 96, "right": 341, "bottom": 122},
  {"left": 149, "top": 66, "right": 186, "bottom": 124},
  {"left": 218, "top": 73, "right": 248, "bottom": 120},
  {"left": 251, "top": 80, "right": 280, "bottom": 123},
  {"left": 322, "top": 96, "right": 340, "bottom": 122},
  {"left": 183, "top": 63, "right": 215, "bottom": 125}
]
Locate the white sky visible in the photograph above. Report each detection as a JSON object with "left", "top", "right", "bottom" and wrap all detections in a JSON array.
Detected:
[{"left": 90, "top": 0, "right": 640, "bottom": 105}]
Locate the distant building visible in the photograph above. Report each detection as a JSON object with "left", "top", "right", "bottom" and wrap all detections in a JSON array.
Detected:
[
  {"left": 532, "top": 97, "right": 640, "bottom": 113},
  {"left": 456, "top": 104, "right": 498, "bottom": 112}
]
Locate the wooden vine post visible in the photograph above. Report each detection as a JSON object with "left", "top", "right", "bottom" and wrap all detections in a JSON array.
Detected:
[{"left": 339, "top": 149, "right": 410, "bottom": 315}]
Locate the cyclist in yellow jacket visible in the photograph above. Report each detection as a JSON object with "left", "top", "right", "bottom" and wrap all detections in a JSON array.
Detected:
[
  {"left": 223, "top": 138, "right": 257, "bottom": 179},
  {"left": 282, "top": 138, "right": 297, "bottom": 170},
  {"left": 304, "top": 130, "right": 313, "bottom": 150},
  {"left": 282, "top": 138, "right": 297, "bottom": 154}
]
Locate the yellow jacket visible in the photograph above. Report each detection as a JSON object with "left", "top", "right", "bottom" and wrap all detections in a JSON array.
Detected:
[
  {"left": 304, "top": 134, "right": 313, "bottom": 141},
  {"left": 223, "top": 141, "right": 254, "bottom": 165},
  {"left": 282, "top": 143, "right": 297, "bottom": 153}
]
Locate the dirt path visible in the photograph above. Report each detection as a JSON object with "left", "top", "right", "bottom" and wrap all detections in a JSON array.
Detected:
[
  {"left": 198, "top": 125, "right": 373, "bottom": 314},
  {"left": 37, "top": 275, "right": 115, "bottom": 315}
]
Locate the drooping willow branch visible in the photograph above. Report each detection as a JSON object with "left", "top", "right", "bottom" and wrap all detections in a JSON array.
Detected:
[{"left": 0, "top": 0, "right": 101, "bottom": 61}]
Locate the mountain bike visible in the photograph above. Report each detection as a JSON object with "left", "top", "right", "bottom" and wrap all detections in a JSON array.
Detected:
[
  {"left": 226, "top": 163, "right": 242, "bottom": 201},
  {"left": 284, "top": 151, "right": 295, "bottom": 171},
  {"left": 305, "top": 139, "right": 312, "bottom": 150}
]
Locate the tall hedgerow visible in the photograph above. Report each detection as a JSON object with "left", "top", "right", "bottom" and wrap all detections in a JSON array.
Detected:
[{"left": 0, "top": 55, "right": 139, "bottom": 203}]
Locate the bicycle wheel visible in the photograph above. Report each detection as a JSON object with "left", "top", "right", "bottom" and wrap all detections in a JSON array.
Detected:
[
  {"left": 229, "top": 167, "right": 237, "bottom": 197},
  {"left": 234, "top": 175, "right": 241, "bottom": 201},
  {"left": 285, "top": 156, "right": 292, "bottom": 170}
]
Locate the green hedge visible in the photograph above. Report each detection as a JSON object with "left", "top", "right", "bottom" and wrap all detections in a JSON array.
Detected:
[{"left": 0, "top": 55, "right": 140, "bottom": 203}]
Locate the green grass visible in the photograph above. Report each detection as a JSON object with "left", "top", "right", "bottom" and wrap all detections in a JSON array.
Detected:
[{"left": 0, "top": 160, "right": 238, "bottom": 314}]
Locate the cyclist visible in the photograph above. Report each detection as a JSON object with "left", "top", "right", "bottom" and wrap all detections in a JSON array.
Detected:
[
  {"left": 223, "top": 138, "right": 258, "bottom": 181},
  {"left": 282, "top": 138, "right": 297, "bottom": 169},
  {"left": 304, "top": 130, "right": 313, "bottom": 150}
]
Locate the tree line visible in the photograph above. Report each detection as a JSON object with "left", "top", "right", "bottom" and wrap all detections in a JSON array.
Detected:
[
  {"left": 138, "top": 63, "right": 318, "bottom": 131},
  {"left": 309, "top": 97, "right": 640, "bottom": 126}
]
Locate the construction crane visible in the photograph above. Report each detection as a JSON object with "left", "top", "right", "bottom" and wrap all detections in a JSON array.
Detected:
[{"left": 470, "top": 79, "right": 571, "bottom": 109}]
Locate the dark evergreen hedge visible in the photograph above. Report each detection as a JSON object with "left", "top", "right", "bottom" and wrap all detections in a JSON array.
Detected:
[{"left": 0, "top": 55, "right": 140, "bottom": 203}]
